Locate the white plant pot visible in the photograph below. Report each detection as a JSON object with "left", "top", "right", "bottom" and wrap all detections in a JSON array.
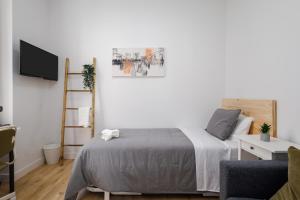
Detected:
[{"left": 260, "top": 133, "right": 270, "bottom": 142}]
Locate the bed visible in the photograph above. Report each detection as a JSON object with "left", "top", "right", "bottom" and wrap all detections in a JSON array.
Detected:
[{"left": 64, "top": 99, "right": 277, "bottom": 200}]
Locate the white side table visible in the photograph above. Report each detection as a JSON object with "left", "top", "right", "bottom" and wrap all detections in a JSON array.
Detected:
[{"left": 235, "top": 135, "right": 300, "bottom": 160}]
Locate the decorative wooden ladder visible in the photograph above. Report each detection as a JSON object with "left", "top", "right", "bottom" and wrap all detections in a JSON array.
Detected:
[{"left": 60, "top": 57, "right": 96, "bottom": 165}]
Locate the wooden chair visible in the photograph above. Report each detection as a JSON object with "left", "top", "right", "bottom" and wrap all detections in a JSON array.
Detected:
[{"left": 0, "top": 126, "right": 16, "bottom": 200}]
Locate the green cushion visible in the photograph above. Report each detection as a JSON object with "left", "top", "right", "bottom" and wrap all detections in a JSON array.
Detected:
[
  {"left": 0, "top": 128, "right": 15, "bottom": 157},
  {"left": 270, "top": 183, "right": 296, "bottom": 200},
  {"left": 271, "top": 146, "right": 300, "bottom": 200},
  {"left": 0, "top": 163, "right": 7, "bottom": 171}
]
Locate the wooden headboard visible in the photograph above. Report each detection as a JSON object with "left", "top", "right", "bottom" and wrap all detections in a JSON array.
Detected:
[{"left": 222, "top": 99, "right": 277, "bottom": 137}]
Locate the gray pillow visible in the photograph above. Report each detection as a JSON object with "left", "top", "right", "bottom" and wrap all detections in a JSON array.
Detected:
[{"left": 206, "top": 108, "right": 241, "bottom": 140}]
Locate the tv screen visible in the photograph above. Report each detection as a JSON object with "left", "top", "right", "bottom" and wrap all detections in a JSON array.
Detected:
[{"left": 20, "top": 40, "right": 58, "bottom": 81}]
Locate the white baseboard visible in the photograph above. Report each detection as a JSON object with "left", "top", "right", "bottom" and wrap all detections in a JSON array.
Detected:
[
  {"left": 1, "top": 153, "right": 77, "bottom": 182},
  {"left": 15, "top": 158, "right": 44, "bottom": 180},
  {"left": 0, "top": 158, "right": 44, "bottom": 182}
]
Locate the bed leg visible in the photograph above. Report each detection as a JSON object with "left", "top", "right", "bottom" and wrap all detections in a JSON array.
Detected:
[{"left": 104, "top": 191, "right": 110, "bottom": 200}]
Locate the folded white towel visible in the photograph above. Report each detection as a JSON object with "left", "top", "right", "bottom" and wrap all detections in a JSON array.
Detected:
[
  {"left": 100, "top": 129, "right": 120, "bottom": 141},
  {"left": 78, "top": 107, "right": 90, "bottom": 127},
  {"left": 102, "top": 129, "right": 119, "bottom": 137}
]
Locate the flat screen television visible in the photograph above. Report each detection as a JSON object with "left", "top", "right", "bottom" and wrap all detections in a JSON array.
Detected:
[{"left": 20, "top": 40, "right": 58, "bottom": 81}]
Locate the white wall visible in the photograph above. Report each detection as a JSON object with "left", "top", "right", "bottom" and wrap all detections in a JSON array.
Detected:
[
  {"left": 225, "top": 0, "right": 300, "bottom": 144},
  {"left": 48, "top": 0, "right": 226, "bottom": 156},
  {"left": 0, "top": 0, "right": 13, "bottom": 124},
  {"left": 13, "top": 0, "right": 63, "bottom": 178}
]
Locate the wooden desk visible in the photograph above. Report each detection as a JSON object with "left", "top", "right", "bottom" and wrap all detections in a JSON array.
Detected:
[{"left": 0, "top": 125, "right": 15, "bottom": 192}]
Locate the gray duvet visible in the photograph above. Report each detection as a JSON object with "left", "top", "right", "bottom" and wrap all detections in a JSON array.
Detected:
[{"left": 65, "top": 128, "right": 196, "bottom": 200}]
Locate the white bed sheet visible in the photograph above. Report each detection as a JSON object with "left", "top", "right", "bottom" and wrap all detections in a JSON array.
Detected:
[{"left": 180, "top": 127, "right": 238, "bottom": 192}]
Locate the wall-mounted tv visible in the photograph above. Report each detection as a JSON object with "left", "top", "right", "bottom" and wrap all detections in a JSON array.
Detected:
[{"left": 20, "top": 40, "right": 58, "bottom": 81}]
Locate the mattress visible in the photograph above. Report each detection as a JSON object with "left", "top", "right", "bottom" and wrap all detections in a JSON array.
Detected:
[
  {"left": 65, "top": 128, "right": 196, "bottom": 200},
  {"left": 64, "top": 128, "right": 238, "bottom": 200}
]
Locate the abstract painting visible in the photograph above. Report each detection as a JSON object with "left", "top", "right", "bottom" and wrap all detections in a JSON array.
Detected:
[{"left": 112, "top": 48, "right": 165, "bottom": 77}]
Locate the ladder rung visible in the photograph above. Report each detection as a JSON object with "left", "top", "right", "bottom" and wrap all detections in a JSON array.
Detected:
[
  {"left": 64, "top": 125, "right": 92, "bottom": 128},
  {"left": 67, "top": 90, "right": 91, "bottom": 92},
  {"left": 65, "top": 107, "right": 92, "bottom": 110},
  {"left": 64, "top": 144, "right": 84, "bottom": 147},
  {"left": 65, "top": 107, "right": 78, "bottom": 110},
  {"left": 68, "top": 72, "right": 83, "bottom": 75}
]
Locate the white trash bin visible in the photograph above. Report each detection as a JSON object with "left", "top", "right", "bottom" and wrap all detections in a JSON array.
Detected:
[{"left": 43, "top": 144, "right": 60, "bottom": 165}]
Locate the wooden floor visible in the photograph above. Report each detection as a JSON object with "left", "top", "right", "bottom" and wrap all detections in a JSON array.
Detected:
[{"left": 1, "top": 160, "right": 218, "bottom": 200}]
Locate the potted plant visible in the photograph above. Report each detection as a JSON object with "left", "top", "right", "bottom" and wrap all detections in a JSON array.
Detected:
[
  {"left": 82, "top": 64, "right": 95, "bottom": 90},
  {"left": 260, "top": 123, "right": 271, "bottom": 142}
]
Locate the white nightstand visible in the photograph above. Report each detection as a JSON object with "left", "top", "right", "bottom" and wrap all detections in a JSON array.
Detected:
[{"left": 235, "top": 135, "right": 300, "bottom": 160}]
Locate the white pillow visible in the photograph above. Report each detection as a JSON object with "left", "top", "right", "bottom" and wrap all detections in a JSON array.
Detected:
[{"left": 231, "top": 114, "right": 253, "bottom": 137}]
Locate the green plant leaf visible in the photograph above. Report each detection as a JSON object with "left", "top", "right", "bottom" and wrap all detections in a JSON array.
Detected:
[
  {"left": 260, "top": 122, "right": 271, "bottom": 133},
  {"left": 82, "top": 64, "right": 95, "bottom": 90}
]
